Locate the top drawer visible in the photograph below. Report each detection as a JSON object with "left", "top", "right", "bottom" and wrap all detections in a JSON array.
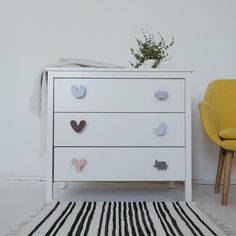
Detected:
[{"left": 54, "top": 79, "right": 185, "bottom": 112}]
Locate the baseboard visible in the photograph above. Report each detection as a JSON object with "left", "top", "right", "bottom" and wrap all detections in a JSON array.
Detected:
[
  {"left": 0, "top": 176, "right": 46, "bottom": 181},
  {"left": 1, "top": 176, "right": 236, "bottom": 185},
  {"left": 193, "top": 179, "right": 236, "bottom": 185}
]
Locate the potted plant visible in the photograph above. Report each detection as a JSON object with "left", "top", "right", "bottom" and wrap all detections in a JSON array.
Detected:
[{"left": 130, "top": 29, "right": 174, "bottom": 69}]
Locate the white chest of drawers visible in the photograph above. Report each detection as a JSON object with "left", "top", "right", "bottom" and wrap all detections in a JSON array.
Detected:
[{"left": 46, "top": 68, "right": 192, "bottom": 201}]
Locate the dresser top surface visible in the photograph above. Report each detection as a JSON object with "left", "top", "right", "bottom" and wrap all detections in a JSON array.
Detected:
[{"left": 45, "top": 67, "right": 193, "bottom": 73}]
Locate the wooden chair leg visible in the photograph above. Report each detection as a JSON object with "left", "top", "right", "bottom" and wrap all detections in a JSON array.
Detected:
[
  {"left": 214, "top": 147, "right": 225, "bottom": 193},
  {"left": 222, "top": 150, "right": 234, "bottom": 205}
]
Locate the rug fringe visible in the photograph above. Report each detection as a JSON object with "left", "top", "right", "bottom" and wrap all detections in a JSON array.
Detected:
[
  {"left": 4, "top": 202, "right": 54, "bottom": 236},
  {"left": 195, "top": 202, "right": 236, "bottom": 236}
]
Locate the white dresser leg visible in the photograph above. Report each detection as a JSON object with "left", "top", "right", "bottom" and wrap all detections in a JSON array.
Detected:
[
  {"left": 47, "top": 180, "right": 53, "bottom": 202},
  {"left": 169, "top": 182, "right": 175, "bottom": 189},
  {"left": 185, "top": 180, "right": 192, "bottom": 202},
  {"left": 59, "top": 182, "right": 68, "bottom": 189}
]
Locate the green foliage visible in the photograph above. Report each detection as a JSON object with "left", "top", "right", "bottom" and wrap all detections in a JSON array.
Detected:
[{"left": 130, "top": 29, "right": 174, "bottom": 68}]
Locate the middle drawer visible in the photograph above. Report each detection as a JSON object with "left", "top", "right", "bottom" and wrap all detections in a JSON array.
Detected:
[{"left": 54, "top": 113, "right": 185, "bottom": 147}]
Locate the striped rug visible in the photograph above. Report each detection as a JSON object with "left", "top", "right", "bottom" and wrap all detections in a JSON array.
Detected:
[{"left": 10, "top": 201, "right": 228, "bottom": 236}]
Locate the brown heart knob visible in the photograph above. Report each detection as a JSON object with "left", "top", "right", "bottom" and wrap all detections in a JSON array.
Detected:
[{"left": 70, "top": 120, "right": 86, "bottom": 133}]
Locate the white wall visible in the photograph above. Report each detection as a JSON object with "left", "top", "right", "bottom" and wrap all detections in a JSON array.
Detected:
[{"left": 0, "top": 0, "right": 236, "bottom": 183}]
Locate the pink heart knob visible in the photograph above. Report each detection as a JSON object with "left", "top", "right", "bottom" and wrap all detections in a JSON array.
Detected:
[{"left": 71, "top": 159, "right": 86, "bottom": 172}]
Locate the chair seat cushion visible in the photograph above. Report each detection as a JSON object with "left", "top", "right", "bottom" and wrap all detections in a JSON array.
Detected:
[{"left": 218, "top": 128, "right": 236, "bottom": 140}]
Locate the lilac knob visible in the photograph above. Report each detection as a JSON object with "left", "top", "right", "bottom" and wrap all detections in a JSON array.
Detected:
[{"left": 154, "top": 90, "right": 169, "bottom": 100}]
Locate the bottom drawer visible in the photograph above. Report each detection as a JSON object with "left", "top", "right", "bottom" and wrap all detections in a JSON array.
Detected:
[{"left": 54, "top": 148, "right": 186, "bottom": 181}]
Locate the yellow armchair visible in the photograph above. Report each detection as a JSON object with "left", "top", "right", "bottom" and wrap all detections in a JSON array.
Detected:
[{"left": 199, "top": 80, "right": 236, "bottom": 205}]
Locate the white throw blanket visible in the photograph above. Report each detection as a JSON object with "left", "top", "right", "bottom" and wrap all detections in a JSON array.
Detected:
[{"left": 29, "top": 58, "right": 125, "bottom": 157}]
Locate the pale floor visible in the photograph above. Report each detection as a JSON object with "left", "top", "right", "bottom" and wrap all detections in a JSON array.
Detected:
[{"left": 0, "top": 180, "right": 236, "bottom": 235}]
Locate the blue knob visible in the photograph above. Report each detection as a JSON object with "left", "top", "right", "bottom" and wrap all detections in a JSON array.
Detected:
[
  {"left": 154, "top": 123, "right": 167, "bottom": 136},
  {"left": 71, "top": 85, "right": 86, "bottom": 98}
]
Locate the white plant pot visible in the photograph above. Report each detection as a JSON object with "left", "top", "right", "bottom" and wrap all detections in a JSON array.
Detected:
[
  {"left": 141, "top": 59, "right": 173, "bottom": 69},
  {"left": 143, "top": 59, "right": 156, "bottom": 68}
]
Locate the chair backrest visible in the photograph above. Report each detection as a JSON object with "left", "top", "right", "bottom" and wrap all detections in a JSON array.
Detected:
[{"left": 204, "top": 79, "right": 236, "bottom": 130}]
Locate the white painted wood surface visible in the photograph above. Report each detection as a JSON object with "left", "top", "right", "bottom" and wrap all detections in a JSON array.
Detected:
[
  {"left": 54, "top": 113, "right": 185, "bottom": 147},
  {"left": 46, "top": 72, "right": 54, "bottom": 201},
  {"left": 46, "top": 69, "right": 192, "bottom": 201},
  {"left": 185, "top": 74, "right": 192, "bottom": 202},
  {"left": 54, "top": 79, "right": 185, "bottom": 112},
  {"left": 54, "top": 147, "right": 186, "bottom": 181}
]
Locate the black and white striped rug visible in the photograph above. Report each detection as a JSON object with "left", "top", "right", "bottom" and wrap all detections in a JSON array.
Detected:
[{"left": 10, "top": 201, "right": 228, "bottom": 236}]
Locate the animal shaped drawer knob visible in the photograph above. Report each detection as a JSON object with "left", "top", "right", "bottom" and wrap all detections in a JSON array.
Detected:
[
  {"left": 71, "top": 85, "right": 86, "bottom": 98},
  {"left": 153, "top": 160, "right": 168, "bottom": 170},
  {"left": 154, "top": 123, "right": 167, "bottom": 136},
  {"left": 71, "top": 159, "right": 86, "bottom": 172},
  {"left": 154, "top": 90, "right": 169, "bottom": 100},
  {"left": 70, "top": 120, "right": 86, "bottom": 133}
]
